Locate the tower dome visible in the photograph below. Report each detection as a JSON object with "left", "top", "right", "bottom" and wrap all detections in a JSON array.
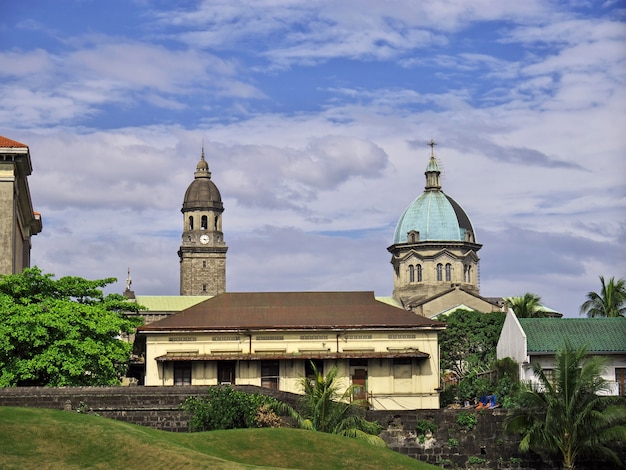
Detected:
[
  {"left": 393, "top": 154, "right": 476, "bottom": 244},
  {"left": 182, "top": 148, "right": 223, "bottom": 212}
]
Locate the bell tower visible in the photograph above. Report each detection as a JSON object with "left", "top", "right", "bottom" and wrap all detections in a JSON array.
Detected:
[{"left": 178, "top": 148, "right": 227, "bottom": 296}]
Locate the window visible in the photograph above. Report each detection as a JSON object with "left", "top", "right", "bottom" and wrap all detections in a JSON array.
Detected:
[
  {"left": 201, "top": 215, "right": 208, "bottom": 230},
  {"left": 464, "top": 265, "right": 472, "bottom": 283},
  {"left": 543, "top": 369, "right": 555, "bottom": 385},
  {"left": 214, "top": 216, "right": 219, "bottom": 231},
  {"left": 445, "top": 263, "right": 452, "bottom": 281},
  {"left": 409, "top": 265, "right": 415, "bottom": 282},
  {"left": 173, "top": 362, "right": 191, "bottom": 386},
  {"left": 305, "top": 360, "right": 324, "bottom": 380},
  {"left": 417, "top": 264, "right": 422, "bottom": 282},
  {"left": 261, "top": 360, "right": 279, "bottom": 389},
  {"left": 436, "top": 263, "right": 443, "bottom": 281},
  {"left": 202, "top": 284, "right": 207, "bottom": 292},
  {"left": 616, "top": 368, "right": 626, "bottom": 396},
  {"left": 218, "top": 361, "right": 236, "bottom": 385},
  {"left": 188, "top": 216, "right": 194, "bottom": 230},
  {"left": 202, "top": 260, "right": 206, "bottom": 268}
]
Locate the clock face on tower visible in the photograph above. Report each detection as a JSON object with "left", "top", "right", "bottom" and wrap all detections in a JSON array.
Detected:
[{"left": 200, "top": 234, "right": 210, "bottom": 244}]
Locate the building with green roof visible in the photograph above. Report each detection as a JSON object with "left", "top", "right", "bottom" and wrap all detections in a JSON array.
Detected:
[{"left": 497, "top": 310, "right": 626, "bottom": 396}]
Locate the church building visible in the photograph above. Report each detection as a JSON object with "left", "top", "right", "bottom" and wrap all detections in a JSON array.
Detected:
[{"left": 388, "top": 141, "right": 503, "bottom": 318}]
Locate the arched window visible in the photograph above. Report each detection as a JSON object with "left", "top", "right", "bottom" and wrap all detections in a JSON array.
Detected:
[
  {"left": 436, "top": 263, "right": 443, "bottom": 281},
  {"left": 409, "top": 265, "right": 415, "bottom": 283},
  {"left": 445, "top": 263, "right": 452, "bottom": 281},
  {"left": 188, "top": 216, "right": 194, "bottom": 230},
  {"left": 466, "top": 266, "right": 471, "bottom": 283},
  {"left": 201, "top": 215, "right": 208, "bottom": 230},
  {"left": 417, "top": 264, "right": 422, "bottom": 282},
  {"left": 214, "top": 216, "right": 219, "bottom": 231}
]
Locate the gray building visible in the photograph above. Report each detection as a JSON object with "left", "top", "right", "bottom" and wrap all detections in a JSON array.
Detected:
[
  {"left": 178, "top": 148, "right": 227, "bottom": 296},
  {"left": 0, "top": 136, "right": 42, "bottom": 275}
]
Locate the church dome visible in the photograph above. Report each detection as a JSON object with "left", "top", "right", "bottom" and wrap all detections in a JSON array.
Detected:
[
  {"left": 392, "top": 148, "right": 476, "bottom": 244},
  {"left": 182, "top": 149, "right": 223, "bottom": 212}
]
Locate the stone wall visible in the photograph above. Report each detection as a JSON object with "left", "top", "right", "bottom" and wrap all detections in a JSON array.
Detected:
[
  {"left": 367, "top": 407, "right": 625, "bottom": 470},
  {"left": 0, "top": 385, "right": 299, "bottom": 432}
]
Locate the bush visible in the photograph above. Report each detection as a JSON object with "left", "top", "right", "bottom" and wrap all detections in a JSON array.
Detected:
[
  {"left": 415, "top": 419, "right": 437, "bottom": 443},
  {"left": 457, "top": 412, "right": 477, "bottom": 430},
  {"left": 180, "top": 386, "right": 280, "bottom": 431}
]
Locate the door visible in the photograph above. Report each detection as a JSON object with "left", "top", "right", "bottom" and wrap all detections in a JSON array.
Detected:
[
  {"left": 218, "top": 361, "right": 236, "bottom": 385},
  {"left": 352, "top": 368, "right": 367, "bottom": 400},
  {"left": 173, "top": 362, "right": 191, "bottom": 386},
  {"left": 261, "top": 360, "right": 279, "bottom": 389}
]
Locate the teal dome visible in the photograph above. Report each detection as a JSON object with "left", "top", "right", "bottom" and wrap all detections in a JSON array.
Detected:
[
  {"left": 393, "top": 191, "right": 475, "bottom": 244},
  {"left": 392, "top": 152, "right": 476, "bottom": 244}
]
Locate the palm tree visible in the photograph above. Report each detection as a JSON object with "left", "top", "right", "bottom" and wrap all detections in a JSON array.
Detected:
[
  {"left": 274, "top": 362, "right": 385, "bottom": 446},
  {"left": 505, "top": 293, "right": 545, "bottom": 318},
  {"left": 504, "top": 343, "right": 626, "bottom": 470},
  {"left": 580, "top": 276, "right": 626, "bottom": 318}
]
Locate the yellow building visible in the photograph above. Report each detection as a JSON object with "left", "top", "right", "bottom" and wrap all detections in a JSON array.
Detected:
[{"left": 138, "top": 291, "right": 445, "bottom": 410}]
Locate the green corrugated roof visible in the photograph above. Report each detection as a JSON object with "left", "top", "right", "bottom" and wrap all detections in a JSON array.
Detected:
[
  {"left": 519, "top": 318, "right": 626, "bottom": 353},
  {"left": 134, "top": 295, "right": 212, "bottom": 311}
]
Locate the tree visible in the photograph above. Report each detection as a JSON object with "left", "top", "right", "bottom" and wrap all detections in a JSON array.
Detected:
[
  {"left": 580, "top": 276, "right": 626, "bottom": 318},
  {"left": 505, "top": 293, "right": 546, "bottom": 318},
  {"left": 0, "top": 267, "right": 143, "bottom": 386},
  {"left": 504, "top": 343, "right": 626, "bottom": 470},
  {"left": 439, "top": 309, "right": 506, "bottom": 377},
  {"left": 276, "top": 362, "right": 385, "bottom": 446}
]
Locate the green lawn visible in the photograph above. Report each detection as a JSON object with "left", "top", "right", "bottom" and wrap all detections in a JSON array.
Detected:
[{"left": 0, "top": 407, "right": 439, "bottom": 470}]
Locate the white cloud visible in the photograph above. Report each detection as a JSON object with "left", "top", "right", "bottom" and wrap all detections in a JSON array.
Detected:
[{"left": 2, "top": 0, "right": 624, "bottom": 319}]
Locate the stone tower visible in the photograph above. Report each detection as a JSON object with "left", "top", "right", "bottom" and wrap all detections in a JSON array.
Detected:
[
  {"left": 388, "top": 141, "right": 482, "bottom": 312},
  {"left": 178, "top": 148, "right": 227, "bottom": 295}
]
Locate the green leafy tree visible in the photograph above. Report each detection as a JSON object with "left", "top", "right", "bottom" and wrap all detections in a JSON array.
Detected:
[
  {"left": 0, "top": 267, "right": 143, "bottom": 386},
  {"left": 275, "top": 362, "right": 385, "bottom": 446},
  {"left": 505, "top": 293, "right": 546, "bottom": 318},
  {"left": 505, "top": 343, "right": 626, "bottom": 470},
  {"left": 439, "top": 309, "right": 506, "bottom": 377},
  {"left": 580, "top": 276, "right": 626, "bottom": 318}
]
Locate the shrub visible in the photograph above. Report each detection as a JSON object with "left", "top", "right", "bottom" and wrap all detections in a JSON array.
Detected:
[
  {"left": 255, "top": 404, "right": 283, "bottom": 428},
  {"left": 180, "top": 386, "right": 279, "bottom": 431},
  {"left": 415, "top": 418, "right": 437, "bottom": 442},
  {"left": 457, "top": 411, "right": 477, "bottom": 430},
  {"left": 468, "top": 456, "right": 487, "bottom": 465}
]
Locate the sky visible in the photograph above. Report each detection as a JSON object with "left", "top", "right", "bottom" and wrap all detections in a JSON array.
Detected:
[{"left": 1, "top": 0, "right": 625, "bottom": 317}]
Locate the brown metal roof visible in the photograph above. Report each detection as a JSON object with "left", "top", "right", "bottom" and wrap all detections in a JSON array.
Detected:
[{"left": 138, "top": 291, "right": 445, "bottom": 332}]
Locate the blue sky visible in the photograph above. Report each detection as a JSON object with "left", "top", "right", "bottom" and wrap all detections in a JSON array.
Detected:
[{"left": 1, "top": 0, "right": 625, "bottom": 316}]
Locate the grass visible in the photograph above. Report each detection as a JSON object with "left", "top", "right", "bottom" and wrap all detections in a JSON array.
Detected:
[{"left": 0, "top": 407, "right": 439, "bottom": 470}]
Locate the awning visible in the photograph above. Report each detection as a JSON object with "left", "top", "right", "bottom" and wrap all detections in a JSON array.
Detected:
[{"left": 155, "top": 350, "right": 429, "bottom": 362}]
